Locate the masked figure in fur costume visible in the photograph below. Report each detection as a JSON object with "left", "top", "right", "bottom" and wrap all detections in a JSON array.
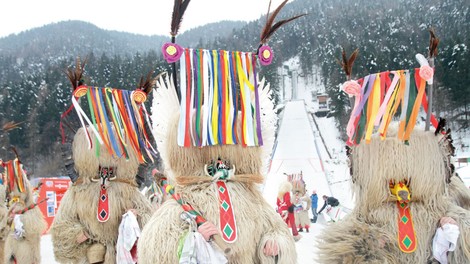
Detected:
[
  {"left": 138, "top": 1, "right": 304, "bottom": 263},
  {"left": 277, "top": 180, "right": 301, "bottom": 240},
  {"left": 0, "top": 176, "right": 8, "bottom": 262},
  {"left": 316, "top": 47, "right": 470, "bottom": 263},
  {"left": 294, "top": 190, "right": 311, "bottom": 233},
  {"left": 317, "top": 122, "right": 470, "bottom": 263},
  {"left": 286, "top": 172, "right": 311, "bottom": 233},
  {"left": 139, "top": 73, "right": 298, "bottom": 263},
  {"left": 1, "top": 153, "right": 47, "bottom": 264},
  {"left": 51, "top": 61, "right": 154, "bottom": 264}
]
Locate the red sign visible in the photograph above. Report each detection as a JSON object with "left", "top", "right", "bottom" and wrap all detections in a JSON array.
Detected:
[{"left": 37, "top": 177, "right": 71, "bottom": 233}]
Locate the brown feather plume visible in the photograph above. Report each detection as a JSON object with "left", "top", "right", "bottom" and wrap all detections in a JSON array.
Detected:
[
  {"left": 1, "top": 121, "right": 23, "bottom": 132},
  {"left": 260, "top": 0, "right": 306, "bottom": 44},
  {"left": 337, "top": 47, "right": 359, "bottom": 79},
  {"left": 428, "top": 27, "right": 439, "bottom": 58},
  {"left": 434, "top": 118, "right": 446, "bottom": 136},
  {"left": 65, "top": 57, "right": 87, "bottom": 90},
  {"left": 170, "top": 0, "right": 191, "bottom": 37},
  {"left": 264, "top": 0, "right": 273, "bottom": 25},
  {"left": 11, "top": 146, "right": 20, "bottom": 162},
  {"left": 137, "top": 70, "right": 156, "bottom": 95}
]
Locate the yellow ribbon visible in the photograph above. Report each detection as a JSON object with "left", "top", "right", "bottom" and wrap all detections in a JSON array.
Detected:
[
  {"left": 211, "top": 50, "right": 219, "bottom": 144},
  {"left": 235, "top": 52, "right": 255, "bottom": 145},
  {"left": 403, "top": 73, "right": 426, "bottom": 141},
  {"left": 223, "top": 51, "right": 234, "bottom": 145},
  {"left": 382, "top": 71, "right": 405, "bottom": 138}
]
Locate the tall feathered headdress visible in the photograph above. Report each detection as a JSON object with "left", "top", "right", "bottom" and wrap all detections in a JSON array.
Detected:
[
  {"left": 60, "top": 58, "right": 157, "bottom": 163},
  {"left": 0, "top": 147, "right": 28, "bottom": 193},
  {"left": 285, "top": 171, "right": 305, "bottom": 191},
  {"left": 258, "top": 0, "right": 306, "bottom": 63},
  {"left": 338, "top": 42, "right": 438, "bottom": 145}
]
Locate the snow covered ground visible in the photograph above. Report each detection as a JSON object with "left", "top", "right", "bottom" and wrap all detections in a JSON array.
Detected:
[
  {"left": 262, "top": 99, "right": 351, "bottom": 263},
  {"left": 40, "top": 224, "right": 328, "bottom": 264}
]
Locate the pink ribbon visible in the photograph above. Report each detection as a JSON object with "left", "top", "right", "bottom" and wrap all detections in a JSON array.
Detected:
[{"left": 346, "top": 76, "right": 370, "bottom": 140}]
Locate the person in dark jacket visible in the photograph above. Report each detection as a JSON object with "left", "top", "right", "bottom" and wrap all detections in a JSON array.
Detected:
[
  {"left": 310, "top": 190, "right": 318, "bottom": 223},
  {"left": 317, "top": 195, "right": 339, "bottom": 214}
]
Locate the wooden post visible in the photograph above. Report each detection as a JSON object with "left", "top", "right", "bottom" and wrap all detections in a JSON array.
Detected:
[
  {"left": 425, "top": 27, "right": 439, "bottom": 131},
  {"left": 171, "top": 35, "right": 181, "bottom": 102},
  {"left": 425, "top": 57, "right": 434, "bottom": 131}
]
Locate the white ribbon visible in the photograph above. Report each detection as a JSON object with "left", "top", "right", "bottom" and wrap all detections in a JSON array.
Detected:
[
  {"left": 178, "top": 50, "right": 188, "bottom": 146},
  {"left": 202, "top": 50, "right": 210, "bottom": 146},
  {"left": 72, "top": 95, "right": 104, "bottom": 148}
]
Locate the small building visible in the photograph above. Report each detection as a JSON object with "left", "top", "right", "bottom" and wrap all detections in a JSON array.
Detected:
[{"left": 315, "top": 94, "right": 330, "bottom": 117}]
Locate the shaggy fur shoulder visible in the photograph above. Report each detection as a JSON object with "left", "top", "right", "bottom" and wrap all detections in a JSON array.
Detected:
[{"left": 318, "top": 124, "right": 470, "bottom": 263}]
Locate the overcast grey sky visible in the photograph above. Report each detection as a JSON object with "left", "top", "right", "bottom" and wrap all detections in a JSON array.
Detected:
[{"left": 0, "top": 0, "right": 286, "bottom": 37}]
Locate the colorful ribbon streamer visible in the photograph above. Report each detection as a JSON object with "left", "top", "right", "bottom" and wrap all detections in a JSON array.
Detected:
[
  {"left": 345, "top": 69, "right": 438, "bottom": 145},
  {"left": 176, "top": 48, "right": 263, "bottom": 147},
  {"left": 1, "top": 159, "right": 26, "bottom": 193},
  {"left": 70, "top": 86, "right": 157, "bottom": 163}
]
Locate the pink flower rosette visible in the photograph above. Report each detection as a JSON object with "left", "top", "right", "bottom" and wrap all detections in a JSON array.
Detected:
[
  {"left": 415, "top": 53, "right": 434, "bottom": 84},
  {"left": 341, "top": 80, "right": 361, "bottom": 97},
  {"left": 162, "top": 43, "right": 183, "bottom": 63},
  {"left": 258, "top": 45, "right": 273, "bottom": 66},
  {"left": 341, "top": 79, "right": 362, "bottom": 144},
  {"left": 419, "top": 65, "right": 434, "bottom": 84}
]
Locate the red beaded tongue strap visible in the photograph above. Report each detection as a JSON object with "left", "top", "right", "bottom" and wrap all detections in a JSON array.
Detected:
[
  {"left": 397, "top": 201, "right": 417, "bottom": 253},
  {"left": 97, "top": 166, "right": 114, "bottom": 222},
  {"left": 207, "top": 159, "right": 238, "bottom": 243},
  {"left": 216, "top": 181, "right": 237, "bottom": 243}
]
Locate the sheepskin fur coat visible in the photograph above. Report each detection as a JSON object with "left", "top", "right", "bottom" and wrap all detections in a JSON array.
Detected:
[
  {"left": 5, "top": 177, "right": 47, "bottom": 263},
  {"left": 0, "top": 184, "right": 9, "bottom": 262}
]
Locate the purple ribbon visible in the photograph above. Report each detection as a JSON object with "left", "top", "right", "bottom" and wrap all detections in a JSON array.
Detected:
[{"left": 354, "top": 74, "right": 376, "bottom": 117}]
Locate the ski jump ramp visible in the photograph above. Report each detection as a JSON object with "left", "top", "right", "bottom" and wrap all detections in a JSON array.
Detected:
[{"left": 262, "top": 100, "right": 334, "bottom": 214}]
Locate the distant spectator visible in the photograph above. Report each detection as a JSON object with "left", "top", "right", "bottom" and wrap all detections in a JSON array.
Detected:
[
  {"left": 295, "top": 190, "right": 311, "bottom": 232},
  {"left": 310, "top": 190, "right": 318, "bottom": 223},
  {"left": 318, "top": 195, "right": 342, "bottom": 222},
  {"left": 318, "top": 195, "right": 339, "bottom": 214}
]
